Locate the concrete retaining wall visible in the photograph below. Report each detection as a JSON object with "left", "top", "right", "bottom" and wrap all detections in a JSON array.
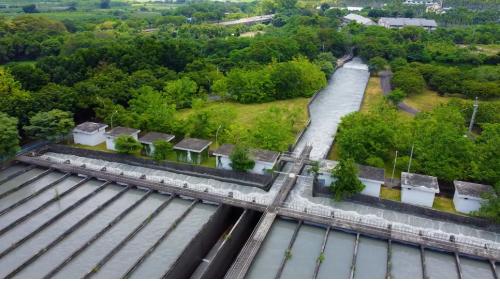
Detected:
[
  {"left": 312, "top": 183, "right": 499, "bottom": 231},
  {"left": 40, "top": 144, "right": 274, "bottom": 190},
  {"left": 200, "top": 210, "right": 262, "bottom": 278},
  {"left": 164, "top": 205, "right": 242, "bottom": 278}
]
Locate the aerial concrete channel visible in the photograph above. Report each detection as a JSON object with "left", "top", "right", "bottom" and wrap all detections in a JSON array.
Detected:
[{"left": 1, "top": 58, "right": 499, "bottom": 278}]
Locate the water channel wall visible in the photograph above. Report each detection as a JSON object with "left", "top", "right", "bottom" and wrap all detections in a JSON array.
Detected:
[
  {"left": 312, "top": 183, "right": 500, "bottom": 231},
  {"left": 165, "top": 205, "right": 243, "bottom": 278},
  {"left": 200, "top": 210, "right": 262, "bottom": 278},
  {"left": 36, "top": 144, "right": 274, "bottom": 190}
]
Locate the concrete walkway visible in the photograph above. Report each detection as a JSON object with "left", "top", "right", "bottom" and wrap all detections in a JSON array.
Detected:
[{"left": 379, "top": 71, "right": 419, "bottom": 115}]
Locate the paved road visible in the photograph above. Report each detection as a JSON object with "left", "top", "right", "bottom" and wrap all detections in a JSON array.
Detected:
[{"left": 379, "top": 71, "right": 419, "bottom": 115}]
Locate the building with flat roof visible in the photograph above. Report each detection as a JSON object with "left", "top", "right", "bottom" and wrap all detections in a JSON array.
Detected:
[
  {"left": 453, "top": 181, "right": 494, "bottom": 214},
  {"left": 104, "top": 126, "right": 140, "bottom": 151},
  {"left": 378, "top": 17, "right": 438, "bottom": 30},
  {"left": 139, "top": 132, "right": 175, "bottom": 156},
  {"left": 173, "top": 138, "right": 212, "bottom": 164},
  {"left": 213, "top": 144, "right": 280, "bottom": 175},
  {"left": 317, "top": 160, "right": 385, "bottom": 197},
  {"left": 401, "top": 172, "right": 439, "bottom": 207},
  {"left": 72, "top": 122, "right": 108, "bottom": 146}
]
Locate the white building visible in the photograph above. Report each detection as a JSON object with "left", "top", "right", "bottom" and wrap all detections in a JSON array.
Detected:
[
  {"left": 343, "top": 13, "right": 376, "bottom": 26},
  {"left": 173, "top": 138, "right": 212, "bottom": 165},
  {"left": 72, "top": 122, "right": 108, "bottom": 146},
  {"left": 378, "top": 17, "right": 438, "bottom": 31},
  {"left": 104, "top": 126, "right": 140, "bottom": 151},
  {"left": 317, "top": 160, "right": 385, "bottom": 197},
  {"left": 453, "top": 181, "right": 493, "bottom": 214},
  {"left": 213, "top": 144, "right": 280, "bottom": 175},
  {"left": 401, "top": 172, "right": 439, "bottom": 207},
  {"left": 139, "top": 132, "right": 175, "bottom": 156}
]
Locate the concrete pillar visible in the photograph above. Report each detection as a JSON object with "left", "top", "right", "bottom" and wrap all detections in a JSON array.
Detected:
[
  {"left": 313, "top": 226, "right": 330, "bottom": 279},
  {"left": 350, "top": 233, "right": 360, "bottom": 279},
  {"left": 386, "top": 239, "right": 392, "bottom": 279},
  {"left": 420, "top": 246, "right": 428, "bottom": 279},
  {"left": 275, "top": 221, "right": 302, "bottom": 279},
  {"left": 454, "top": 253, "right": 463, "bottom": 279},
  {"left": 489, "top": 260, "right": 498, "bottom": 279}
]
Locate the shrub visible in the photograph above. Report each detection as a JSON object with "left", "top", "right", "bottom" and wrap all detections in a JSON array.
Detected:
[{"left": 114, "top": 135, "right": 142, "bottom": 154}]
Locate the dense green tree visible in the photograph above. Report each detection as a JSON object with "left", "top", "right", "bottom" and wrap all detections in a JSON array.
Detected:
[
  {"left": 368, "top": 57, "right": 388, "bottom": 73},
  {"left": 9, "top": 64, "right": 49, "bottom": 91},
  {"left": 23, "top": 109, "right": 74, "bottom": 141},
  {"left": 330, "top": 158, "right": 365, "bottom": 201},
  {"left": 386, "top": 89, "right": 406, "bottom": 106},
  {"left": 0, "top": 113, "right": 20, "bottom": 159},
  {"left": 475, "top": 183, "right": 500, "bottom": 223},
  {"left": 164, "top": 77, "right": 199, "bottom": 109},
  {"left": 152, "top": 140, "right": 173, "bottom": 162},
  {"left": 230, "top": 146, "right": 255, "bottom": 172},
  {"left": 391, "top": 68, "right": 425, "bottom": 96},
  {"left": 184, "top": 100, "right": 236, "bottom": 139},
  {"left": 0, "top": 68, "right": 34, "bottom": 125},
  {"left": 114, "top": 135, "right": 142, "bottom": 155},
  {"left": 471, "top": 124, "right": 500, "bottom": 184},
  {"left": 250, "top": 107, "right": 298, "bottom": 151}
]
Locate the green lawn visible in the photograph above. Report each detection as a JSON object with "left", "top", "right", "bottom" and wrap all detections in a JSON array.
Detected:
[
  {"left": 380, "top": 187, "right": 401, "bottom": 201},
  {"left": 360, "top": 77, "right": 385, "bottom": 113},
  {"left": 433, "top": 196, "right": 459, "bottom": 214},
  {"left": 178, "top": 98, "right": 310, "bottom": 133},
  {"left": 403, "top": 89, "right": 466, "bottom": 112}
]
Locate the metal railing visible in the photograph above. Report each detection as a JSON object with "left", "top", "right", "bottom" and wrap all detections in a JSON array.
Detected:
[{"left": 281, "top": 201, "right": 500, "bottom": 255}]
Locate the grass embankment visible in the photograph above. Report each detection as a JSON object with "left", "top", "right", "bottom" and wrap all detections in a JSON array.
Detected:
[
  {"left": 178, "top": 98, "right": 310, "bottom": 133},
  {"left": 404, "top": 89, "right": 461, "bottom": 112}
]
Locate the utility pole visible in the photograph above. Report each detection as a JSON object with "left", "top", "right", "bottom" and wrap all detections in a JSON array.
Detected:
[
  {"left": 407, "top": 143, "right": 414, "bottom": 173},
  {"left": 391, "top": 150, "right": 398, "bottom": 185},
  {"left": 468, "top": 97, "right": 479, "bottom": 133}
]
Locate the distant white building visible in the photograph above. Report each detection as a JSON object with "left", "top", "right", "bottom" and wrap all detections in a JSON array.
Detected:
[
  {"left": 105, "top": 127, "right": 140, "bottom": 151},
  {"left": 213, "top": 144, "right": 279, "bottom": 175},
  {"left": 343, "top": 13, "right": 376, "bottom": 26},
  {"left": 378, "top": 17, "right": 438, "bottom": 31},
  {"left": 317, "top": 160, "right": 385, "bottom": 197},
  {"left": 453, "top": 181, "right": 494, "bottom": 214},
  {"left": 401, "top": 172, "right": 439, "bottom": 207},
  {"left": 139, "top": 132, "right": 175, "bottom": 156},
  {"left": 72, "top": 122, "right": 108, "bottom": 146}
]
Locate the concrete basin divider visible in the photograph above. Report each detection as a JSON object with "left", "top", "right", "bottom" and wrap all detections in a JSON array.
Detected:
[
  {"left": 122, "top": 200, "right": 199, "bottom": 278},
  {"left": 0, "top": 165, "right": 35, "bottom": 186},
  {"left": 4, "top": 185, "right": 133, "bottom": 278},
  {"left": 0, "top": 181, "right": 111, "bottom": 260},
  {"left": 163, "top": 204, "right": 243, "bottom": 278},
  {"left": 44, "top": 189, "right": 154, "bottom": 278},
  {"left": 0, "top": 176, "right": 91, "bottom": 237},
  {"left": 0, "top": 173, "right": 71, "bottom": 216},
  {"left": 193, "top": 209, "right": 262, "bottom": 278},
  {"left": 83, "top": 193, "right": 175, "bottom": 278},
  {"left": 350, "top": 233, "right": 361, "bottom": 279},
  {"left": 275, "top": 220, "right": 303, "bottom": 279},
  {"left": 313, "top": 226, "right": 331, "bottom": 278},
  {"left": 0, "top": 168, "right": 54, "bottom": 200}
]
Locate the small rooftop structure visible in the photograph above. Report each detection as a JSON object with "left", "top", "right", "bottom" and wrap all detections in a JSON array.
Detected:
[
  {"left": 174, "top": 138, "right": 212, "bottom": 153},
  {"left": 213, "top": 144, "right": 279, "bottom": 175},
  {"left": 104, "top": 126, "right": 141, "bottom": 151},
  {"left": 139, "top": 132, "right": 175, "bottom": 145},
  {"left": 453, "top": 181, "right": 494, "bottom": 214},
  {"left": 105, "top": 127, "right": 141, "bottom": 138},
  {"left": 401, "top": 172, "right": 439, "bottom": 193},
  {"left": 401, "top": 172, "right": 439, "bottom": 207},
  {"left": 213, "top": 144, "right": 279, "bottom": 164},
  {"left": 72, "top": 122, "right": 108, "bottom": 146},
  {"left": 378, "top": 17, "right": 437, "bottom": 30},
  {"left": 343, "top": 13, "right": 375, "bottom": 26},
  {"left": 317, "top": 160, "right": 385, "bottom": 197},
  {"left": 139, "top": 132, "right": 175, "bottom": 156},
  {"left": 73, "top": 122, "right": 108, "bottom": 134},
  {"left": 174, "top": 138, "right": 212, "bottom": 165}
]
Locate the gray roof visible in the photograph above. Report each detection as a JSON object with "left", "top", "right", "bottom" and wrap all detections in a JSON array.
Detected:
[
  {"left": 174, "top": 138, "right": 212, "bottom": 153},
  {"left": 139, "top": 132, "right": 175, "bottom": 144},
  {"left": 213, "top": 144, "right": 279, "bottom": 163},
  {"left": 344, "top": 13, "right": 375, "bottom": 25},
  {"left": 319, "top": 160, "right": 384, "bottom": 182},
  {"left": 105, "top": 126, "right": 140, "bottom": 137},
  {"left": 379, "top": 17, "right": 437, "bottom": 27},
  {"left": 401, "top": 172, "right": 439, "bottom": 193},
  {"left": 358, "top": 165, "right": 385, "bottom": 182},
  {"left": 73, "top": 122, "right": 107, "bottom": 134},
  {"left": 454, "top": 181, "right": 494, "bottom": 199}
]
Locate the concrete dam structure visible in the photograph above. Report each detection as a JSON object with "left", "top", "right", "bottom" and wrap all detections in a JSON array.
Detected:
[{"left": 0, "top": 59, "right": 498, "bottom": 278}]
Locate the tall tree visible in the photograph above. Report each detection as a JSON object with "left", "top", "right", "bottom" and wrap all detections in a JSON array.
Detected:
[
  {"left": 471, "top": 123, "right": 500, "bottom": 184},
  {"left": 330, "top": 158, "right": 365, "bottom": 201},
  {"left": 0, "top": 113, "right": 20, "bottom": 159},
  {"left": 230, "top": 146, "right": 255, "bottom": 172},
  {"left": 23, "top": 109, "right": 74, "bottom": 141},
  {"left": 114, "top": 135, "right": 142, "bottom": 155}
]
